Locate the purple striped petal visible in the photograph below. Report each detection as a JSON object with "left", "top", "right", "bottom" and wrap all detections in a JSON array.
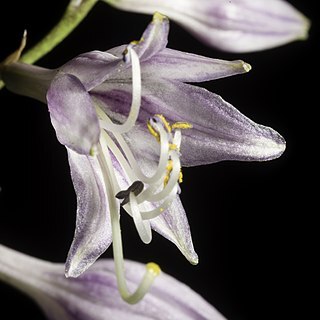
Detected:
[
  {"left": 141, "top": 48, "right": 251, "bottom": 81},
  {"left": 91, "top": 80, "right": 286, "bottom": 166},
  {"left": 150, "top": 196, "right": 199, "bottom": 265},
  {"left": 46, "top": 73, "right": 100, "bottom": 155},
  {"left": 0, "top": 245, "right": 225, "bottom": 320},
  {"left": 60, "top": 51, "right": 122, "bottom": 91},
  {"left": 102, "top": 47, "right": 250, "bottom": 83},
  {"left": 65, "top": 149, "right": 112, "bottom": 278},
  {"left": 106, "top": 0, "right": 310, "bottom": 52},
  {"left": 107, "top": 12, "right": 169, "bottom": 61}
]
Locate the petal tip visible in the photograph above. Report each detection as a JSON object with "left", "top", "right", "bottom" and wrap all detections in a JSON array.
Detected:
[
  {"left": 65, "top": 262, "right": 79, "bottom": 278},
  {"left": 153, "top": 12, "right": 169, "bottom": 23},
  {"left": 65, "top": 253, "right": 88, "bottom": 279},
  {"left": 258, "top": 131, "right": 286, "bottom": 161},
  {"left": 190, "top": 256, "right": 199, "bottom": 265},
  {"left": 300, "top": 17, "right": 311, "bottom": 41},
  {"left": 274, "top": 137, "right": 286, "bottom": 159},
  {"left": 242, "top": 61, "right": 252, "bottom": 73},
  {"left": 184, "top": 250, "right": 199, "bottom": 265}
]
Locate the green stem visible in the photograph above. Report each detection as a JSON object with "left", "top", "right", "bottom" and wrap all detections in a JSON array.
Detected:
[
  {"left": 21, "top": 0, "right": 99, "bottom": 64},
  {"left": 0, "top": 0, "right": 98, "bottom": 90}
]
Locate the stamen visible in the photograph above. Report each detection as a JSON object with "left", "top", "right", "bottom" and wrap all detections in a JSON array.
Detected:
[
  {"left": 96, "top": 142, "right": 159, "bottom": 304},
  {"left": 169, "top": 143, "right": 177, "bottom": 150},
  {"left": 172, "top": 130, "right": 182, "bottom": 150},
  {"left": 130, "top": 192, "right": 152, "bottom": 244},
  {"left": 154, "top": 114, "right": 171, "bottom": 133},
  {"left": 138, "top": 152, "right": 180, "bottom": 204},
  {"left": 179, "top": 170, "right": 183, "bottom": 183},
  {"left": 147, "top": 120, "right": 160, "bottom": 141},
  {"left": 140, "top": 185, "right": 178, "bottom": 220},
  {"left": 97, "top": 108, "right": 170, "bottom": 186},
  {"left": 98, "top": 108, "right": 191, "bottom": 246},
  {"left": 171, "top": 122, "right": 193, "bottom": 130},
  {"left": 99, "top": 46, "right": 141, "bottom": 134}
]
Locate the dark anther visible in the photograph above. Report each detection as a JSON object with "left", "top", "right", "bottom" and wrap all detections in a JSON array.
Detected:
[{"left": 115, "top": 180, "right": 144, "bottom": 206}]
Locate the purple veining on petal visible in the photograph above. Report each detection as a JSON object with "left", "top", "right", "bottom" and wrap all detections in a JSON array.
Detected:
[
  {"left": 92, "top": 79, "right": 285, "bottom": 166},
  {"left": 140, "top": 48, "right": 250, "bottom": 82},
  {"left": 47, "top": 73, "right": 100, "bottom": 155},
  {"left": 150, "top": 196, "right": 199, "bottom": 265},
  {"left": 107, "top": 0, "right": 309, "bottom": 52},
  {"left": 65, "top": 149, "right": 113, "bottom": 278},
  {"left": 130, "top": 12, "right": 170, "bottom": 61},
  {"left": 60, "top": 51, "right": 122, "bottom": 91},
  {"left": 46, "top": 259, "right": 223, "bottom": 319}
]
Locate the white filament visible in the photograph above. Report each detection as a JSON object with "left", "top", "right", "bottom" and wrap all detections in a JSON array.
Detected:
[
  {"left": 173, "top": 130, "right": 182, "bottom": 149},
  {"left": 129, "top": 192, "right": 152, "bottom": 244},
  {"left": 137, "top": 151, "right": 180, "bottom": 203},
  {"left": 94, "top": 45, "right": 184, "bottom": 247},
  {"left": 99, "top": 47, "right": 141, "bottom": 134},
  {"left": 140, "top": 185, "right": 179, "bottom": 220},
  {"left": 97, "top": 107, "right": 171, "bottom": 186},
  {"left": 97, "top": 142, "right": 158, "bottom": 304}
]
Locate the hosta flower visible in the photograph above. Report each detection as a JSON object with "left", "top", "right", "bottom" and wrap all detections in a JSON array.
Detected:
[
  {"left": 104, "top": 0, "right": 310, "bottom": 52},
  {"left": 0, "top": 13, "right": 285, "bottom": 301},
  {"left": 0, "top": 244, "right": 226, "bottom": 319}
]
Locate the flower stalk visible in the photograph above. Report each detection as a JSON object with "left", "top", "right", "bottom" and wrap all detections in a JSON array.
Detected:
[
  {"left": 0, "top": 0, "right": 98, "bottom": 90},
  {"left": 20, "top": 0, "right": 99, "bottom": 65}
]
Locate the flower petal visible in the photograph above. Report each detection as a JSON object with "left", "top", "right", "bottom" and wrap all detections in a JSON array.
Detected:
[
  {"left": 92, "top": 80, "right": 286, "bottom": 166},
  {"left": 107, "top": 12, "right": 169, "bottom": 62},
  {"left": 106, "top": 0, "right": 310, "bottom": 52},
  {"left": 65, "top": 148, "right": 112, "bottom": 278},
  {"left": 141, "top": 48, "right": 251, "bottom": 82},
  {"left": 46, "top": 73, "right": 100, "bottom": 155},
  {"left": 150, "top": 196, "right": 199, "bottom": 265},
  {"left": 1, "top": 245, "right": 225, "bottom": 320},
  {"left": 60, "top": 50, "right": 122, "bottom": 91}
]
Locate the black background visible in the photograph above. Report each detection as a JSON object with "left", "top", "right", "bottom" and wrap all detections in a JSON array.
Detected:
[{"left": 0, "top": 1, "right": 317, "bottom": 319}]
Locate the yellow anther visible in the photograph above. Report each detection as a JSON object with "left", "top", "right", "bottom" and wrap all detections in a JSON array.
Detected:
[
  {"left": 179, "top": 170, "right": 183, "bottom": 183},
  {"left": 147, "top": 120, "right": 160, "bottom": 142},
  {"left": 169, "top": 143, "right": 178, "bottom": 150},
  {"left": 166, "top": 159, "right": 173, "bottom": 171},
  {"left": 130, "top": 37, "right": 144, "bottom": 46},
  {"left": 155, "top": 114, "right": 171, "bottom": 133},
  {"left": 171, "top": 122, "right": 193, "bottom": 130},
  {"left": 146, "top": 262, "right": 161, "bottom": 276},
  {"left": 163, "top": 175, "right": 169, "bottom": 186},
  {"left": 163, "top": 160, "right": 173, "bottom": 186}
]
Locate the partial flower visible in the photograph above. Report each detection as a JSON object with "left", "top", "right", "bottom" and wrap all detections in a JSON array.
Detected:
[
  {"left": 104, "top": 0, "right": 310, "bottom": 52},
  {"left": 0, "top": 244, "right": 226, "bottom": 320},
  {"left": 0, "top": 13, "right": 285, "bottom": 301}
]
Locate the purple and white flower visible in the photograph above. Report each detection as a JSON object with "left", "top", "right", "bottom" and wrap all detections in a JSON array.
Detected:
[
  {"left": 104, "top": 0, "right": 310, "bottom": 52},
  {"left": 0, "top": 13, "right": 285, "bottom": 301},
  {"left": 0, "top": 244, "right": 226, "bottom": 319}
]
